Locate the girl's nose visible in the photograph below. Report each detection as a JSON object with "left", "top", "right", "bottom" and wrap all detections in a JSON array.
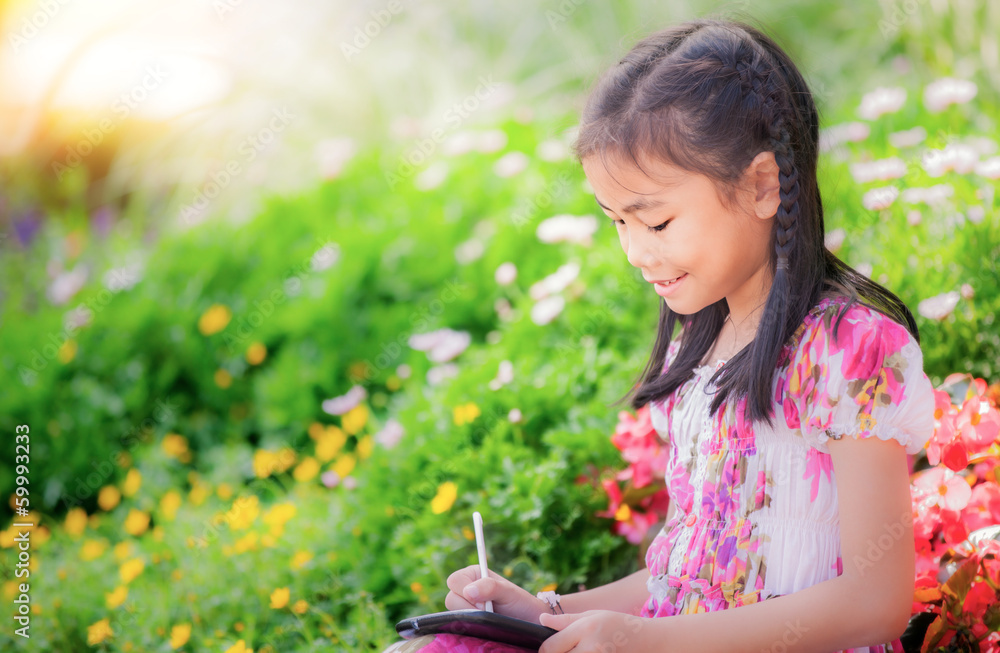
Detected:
[{"left": 626, "top": 232, "right": 658, "bottom": 270}]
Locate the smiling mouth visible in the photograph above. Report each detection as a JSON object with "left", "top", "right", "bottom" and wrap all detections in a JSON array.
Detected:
[{"left": 653, "top": 274, "right": 686, "bottom": 286}]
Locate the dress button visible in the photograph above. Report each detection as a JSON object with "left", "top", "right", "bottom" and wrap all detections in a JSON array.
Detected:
[{"left": 685, "top": 513, "right": 696, "bottom": 527}]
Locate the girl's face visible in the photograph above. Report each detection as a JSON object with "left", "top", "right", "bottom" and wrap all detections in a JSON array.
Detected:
[{"left": 581, "top": 152, "right": 778, "bottom": 321}]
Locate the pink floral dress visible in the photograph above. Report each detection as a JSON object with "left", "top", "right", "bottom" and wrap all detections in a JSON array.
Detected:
[{"left": 642, "top": 295, "right": 936, "bottom": 652}]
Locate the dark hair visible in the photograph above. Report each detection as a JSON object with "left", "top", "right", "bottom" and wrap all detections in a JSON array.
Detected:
[{"left": 573, "top": 18, "right": 919, "bottom": 426}]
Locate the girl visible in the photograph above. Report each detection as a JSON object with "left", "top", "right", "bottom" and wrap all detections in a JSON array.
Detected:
[{"left": 385, "top": 17, "right": 935, "bottom": 653}]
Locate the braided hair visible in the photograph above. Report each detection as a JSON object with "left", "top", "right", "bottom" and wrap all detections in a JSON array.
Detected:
[{"left": 574, "top": 18, "right": 918, "bottom": 425}]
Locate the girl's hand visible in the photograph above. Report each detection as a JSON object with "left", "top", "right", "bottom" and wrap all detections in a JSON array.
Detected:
[
  {"left": 537, "top": 610, "right": 652, "bottom": 653},
  {"left": 444, "top": 564, "right": 547, "bottom": 624}
]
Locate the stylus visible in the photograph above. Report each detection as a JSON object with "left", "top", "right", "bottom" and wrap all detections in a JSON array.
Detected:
[{"left": 472, "top": 511, "right": 494, "bottom": 612}]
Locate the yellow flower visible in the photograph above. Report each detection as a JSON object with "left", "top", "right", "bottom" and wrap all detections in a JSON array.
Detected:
[
  {"left": 290, "top": 551, "right": 313, "bottom": 570},
  {"left": 162, "top": 434, "right": 192, "bottom": 463},
  {"left": 332, "top": 453, "right": 356, "bottom": 478},
  {"left": 170, "top": 623, "right": 192, "bottom": 649},
  {"left": 270, "top": 587, "right": 290, "bottom": 609},
  {"left": 356, "top": 435, "right": 374, "bottom": 460},
  {"left": 234, "top": 532, "right": 258, "bottom": 554},
  {"left": 226, "top": 640, "right": 253, "bottom": 653},
  {"left": 88, "top": 618, "right": 114, "bottom": 645},
  {"left": 291, "top": 600, "right": 308, "bottom": 614},
  {"left": 386, "top": 374, "right": 401, "bottom": 391},
  {"left": 462, "top": 526, "right": 475, "bottom": 541},
  {"left": 58, "top": 339, "right": 77, "bottom": 364},
  {"left": 217, "top": 483, "right": 233, "bottom": 500},
  {"left": 293, "top": 457, "right": 320, "bottom": 483},
  {"left": 3, "top": 580, "right": 18, "bottom": 600},
  {"left": 227, "top": 495, "right": 260, "bottom": 531},
  {"left": 410, "top": 581, "right": 423, "bottom": 593},
  {"left": 198, "top": 304, "right": 232, "bottom": 336},
  {"left": 315, "top": 426, "right": 347, "bottom": 462},
  {"left": 253, "top": 450, "right": 279, "bottom": 478},
  {"left": 64, "top": 508, "right": 88, "bottom": 537},
  {"left": 120, "top": 557, "right": 144, "bottom": 584},
  {"left": 430, "top": 481, "right": 458, "bottom": 514},
  {"left": 215, "top": 369, "right": 233, "bottom": 388},
  {"left": 262, "top": 502, "right": 296, "bottom": 537},
  {"left": 124, "top": 510, "right": 150, "bottom": 536},
  {"left": 453, "top": 403, "right": 481, "bottom": 426},
  {"left": 80, "top": 539, "right": 107, "bottom": 561},
  {"left": 341, "top": 404, "right": 368, "bottom": 435},
  {"left": 189, "top": 482, "right": 210, "bottom": 506},
  {"left": 246, "top": 342, "right": 267, "bottom": 365},
  {"left": 122, "top": 468, "right": 142, "bottom": 497},
  {"left": 614, "top": 504, "right": 631, "bottom": 522},
  {"left": 114, "top": 541, "right": 132, "bottom": 561},
  {"left": 98, "top": 486, "right": 121, "bottom": 511},
  {"left": 106, "top": 585, "right": 128, "bottom": 609},
  {"left": 160, "top": 490, "right": 182, "bottom": 521}
]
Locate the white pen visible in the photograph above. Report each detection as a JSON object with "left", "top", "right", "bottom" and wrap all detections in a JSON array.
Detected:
[{"left": 472, "top": 511, "right": 494, "bottom": 612}]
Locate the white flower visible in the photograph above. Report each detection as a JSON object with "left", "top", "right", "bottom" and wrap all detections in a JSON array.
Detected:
[
  {"left": 488, "top": 360, "right": 514, "bottom": 390},
  {"left": 824, "top": 228, "right": 846, "bottom": 253},
  {"left": 342, "top": 476, "right": 357, "bottom": 490},
  {"left": 477, "top": 130, "right": 508, "bottom": 153},
  {"left": 906, "top": 210, "right": 922, "bottom": 226},
  {"left": 494, "top": 151, "right": 529, "bottom": 178},
  {"left": 918, "top": 291, "right": 961, "bottom": 320},
  {"left": 374, "top": 418, "right": 405, "bottom": 449},
  {"left": 322, "top": 385, "right": 368, "bottom": 416},
  {"left": 494, "top": 262, "right": 518, "bottom": 286},
  {"left": 409, "top": 328, "right": 472, "bottom": 363},
  {"left": 455, "top": 238, "right": 485, "bottom": 264},
  {"left": 415, "top": 162, "right": 449, "bottom": 191},
  {"left": 427, "top": 363, "right": 460, "bottom": 386},
  {"left": 103, "top": 259, "right": 143, "bottom": 292},
  {"left": 858, "top": 86, "right": 906, "bottom": 120},
  {"left": 888, "top": 126, "right": 927, "bottom": 149},
  {"left": 922, "top": 143, "right": 978, "bottom": 177},
  {"left": 494, "top": 297, "right": 514, "bottom": 321},
  {"left": 396, "top": 364, "right": 411, "bottom": 379},
  {"left": 531, "top": 295, "right": 565, "bottom": 325},
  {"left": 855, "top": 262, "right": 873, "bottom": 278},
  {"left": 975, "top": 156, "right": 1000, "bottom": 179},
  {"left": 508, "top": 408, "right": 523, "bottom": 424},
  {"left": 849, "top": 157, "right": 907, "bottom": 183},
  {"left": 923, "top": 78, "right": 977, "bottom": 112},
  {"left": 536, "top": 214, "right": 599, "bottom": 245},
  {"left": 315, "top": 137, "right": 356, "bottom": 180},
  {"left": 536, "top": 139, "right": 569, "bottom": 162},
  {"left": 861, "top": 186, "right": 899, "bottom": 211},
  {"left": 819, "top": 122, "right": 870, "bottom": 151},
  {"left": 961, "top": 284, "right": 975, "bottom": 300},
  {"left": 901, "top": 184, "right": 953, "bottom": 206},
  {"left": 311, "top": 242, "right": 340, "bottom": 272},
  {"left": 441, "top": 131, "right": 478, "bottom": 157},
  {"left": 529, "top": 261, "right": 581, "bottom": 300},
  {"left": 967, "top": 206, "right": 985, "bottom": 224},
  {"left": 47, "top": 265, "right": 88, "bottom": 305}
]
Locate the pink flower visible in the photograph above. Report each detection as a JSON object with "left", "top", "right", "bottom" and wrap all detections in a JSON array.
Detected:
[
  {"left": 857, "top": 86, "right": 907, "bottom": 120},
  {"left": 964, "top": 483, "right": 1000, "bottom": 532},
  {"left": 861, "top": 185, "right": 898, "bottom": 211},
  {"left": 913, "top": 467, "right": 973, "bottom": 511},
  {"left": 923, "top": 77, "right": 977, "bottom": 112},
  {"left": 321, "top": 385, "right": 367, "bottom": 416}
]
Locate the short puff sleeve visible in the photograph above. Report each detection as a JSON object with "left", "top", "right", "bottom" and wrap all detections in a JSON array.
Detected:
[{"left": 784, "top": 303, "right": 935, "bottom": 455}]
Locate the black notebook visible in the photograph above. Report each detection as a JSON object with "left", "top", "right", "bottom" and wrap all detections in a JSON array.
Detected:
[{"left": 395, "top": 609, "right": 558, "bottom": 649}]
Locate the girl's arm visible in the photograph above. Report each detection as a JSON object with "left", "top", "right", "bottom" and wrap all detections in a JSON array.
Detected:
[
  {"left": 638, "top": 436, "right": 914, "bottom": 652},
  {"left": 560, "top": 501, "right": 677, "bottom": 616}
]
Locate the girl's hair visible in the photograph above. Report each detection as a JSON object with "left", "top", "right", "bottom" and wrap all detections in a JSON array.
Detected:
[{"left": 573, "top": 18, "right": 919, "bottom": 426}]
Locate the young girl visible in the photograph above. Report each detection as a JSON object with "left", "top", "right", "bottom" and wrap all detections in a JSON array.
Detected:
[{"left": 384, "top": 17, "right": 935, "bottom": 653}]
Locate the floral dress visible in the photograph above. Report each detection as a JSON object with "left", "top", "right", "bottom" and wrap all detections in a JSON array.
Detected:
[{"left": 642, "top": 295, "right": 936, "bottom": 652}]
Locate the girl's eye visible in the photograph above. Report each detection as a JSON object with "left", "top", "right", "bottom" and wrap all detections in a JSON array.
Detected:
[{"left": 606, "top": 217, "right": 671, "bottom": 232}]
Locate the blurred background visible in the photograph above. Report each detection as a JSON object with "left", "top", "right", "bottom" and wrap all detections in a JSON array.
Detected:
[{"left": 1, "top": 0, "right": 998, "bottom": 650}]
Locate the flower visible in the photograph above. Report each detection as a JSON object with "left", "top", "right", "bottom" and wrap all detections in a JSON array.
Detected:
[
  {"left": 170, "top": 623, "right": 191, "bottom": 649},
  {"left": 922, "top": 143, "right": 978, "bottom": 177},
  {"left": 341, "top": 404, "right": 368, "bottom": 434},
  {"left": 332, "top": 453, "right": 356, "bottom": 478},
  {"left": 415, "top": 161, "right": 449, "bottom": 191},
  {"left": 270, "top": 587, "right": 290, "bottom": 609},
  {"left": 321, "top": 470, "right": 340, "bottom": 488},
  {"left": 536, "top": 215, "right": 599, "bottom": 245},
  {"left": 225, "top": 640, "right": 253, "bottom": 653},
  {"left": 857, "top": 86, "right": 906, "bottom": 120},
  {"left": 293, "top": 457, "right": 320, "bottom": 483},
  {"left": 315, "top": 426, "right": 347, "bottom": 461},
  {"left": 529, "top": 261, "right": 580, "bottom": 300},
  {"left": 47, "top": 265, "right": 88, "bottom": 305},
  {"left": 315, "top": 137, "right": 356, "bottom": 180},
  {"left": 105, "top": 585, "right": 128, "bottom": 609},
  {"left": 122, "top": 468, "right": 142, "bottom": 497},
  {"left": 98, "top": 486, "right": 121, "bottom": 511},
  {"left": 455, "top": 238, "right": 485, "bottom": 265},
  {"left": 426, "top": 363, "right": 460, "bottom": 386},
  {"left": 918, "top": 291, "right": 961, "bottom": 321},
  {"left": 64, "top": 508, "right": 88, "bottom": 537},
  {"left": 531, "top": 295, "right": 565, "bottom": 325},
  {"left": 198, "top": 304, "right": 232, "bottom": 335},
  {"left": 861, "top": 185, "right": 899, "bottom": 211},
  {"left": 976, "top": 156, "right": 1000, "bottom": 179},
  {"left": 914, "top": 467, "right": 973, "bottom": 511},
  {"left": 923, "top": 77, "right": 977, "bottom": 112},
  {"left": 246, "top": 342, "right": 267, "bottom": 365},
  {"left": 374, "top": 418, "right": 405, "bottom": 449},
  {"left": 508, "top": 408, "right": 523, "bottom": 423},
  {"left": 900, "top": 184, "right": 954, "bottom": 206},
  {"left": 453, "top": 403, "right": 481, "bottom": 426},
  {"left": 88, "top": 618, "right": 114, "bottom": 645},
  {"left": 824, "top": 228, "right": 846, "bottom": 253},
  {"left": 849, "top": 157, "right": 907, "bottom": 183},
  {"left": 292, "top": 600, "right": 309, "bottom": 614},
  {"left": 430, "top": 481, "right": 458, "bottom": 514},
  {"left": 818, "top": 122, "right": 870, "bottom": 151},
  {"left": 160, "top": 490, "right": 182, "bottom": 521},
  {"left": 119, "top": 557, "right": 145, "bottom": 584},
  {"left": 408, "top": 328, "right": 472, "bottom": 364},
  {"left": 888, "top": 126, "right": 926, "bottom": 149},
  {"left": 161, "top": 433, "right": 191, "bottom": 462},
  {"left": 124, "top": 510, "right": 150, "bottom": 537},
  {"left": 290, "top": 551, "right": 313, "bottom": 570},
  {"left": 494, "top": 262, "right": 518, "bottom": 286},
  {"left": 494, "top": 151, "right": 529, "bottom": 178},
  {"left": 80, "top": 539, "right": 107, "bottom": 561},
  {"left": 214, "top": 369, "right": 233, "bottom": 388}
]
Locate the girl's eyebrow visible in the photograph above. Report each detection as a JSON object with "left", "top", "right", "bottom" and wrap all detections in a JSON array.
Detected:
[{"left": 594, "top": 196, "right": 665, "bottom": 215}]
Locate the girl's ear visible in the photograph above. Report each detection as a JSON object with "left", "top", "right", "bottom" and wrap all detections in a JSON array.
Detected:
[{"left": 746, "top": 150, "right": 781, "bottom": 221}]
